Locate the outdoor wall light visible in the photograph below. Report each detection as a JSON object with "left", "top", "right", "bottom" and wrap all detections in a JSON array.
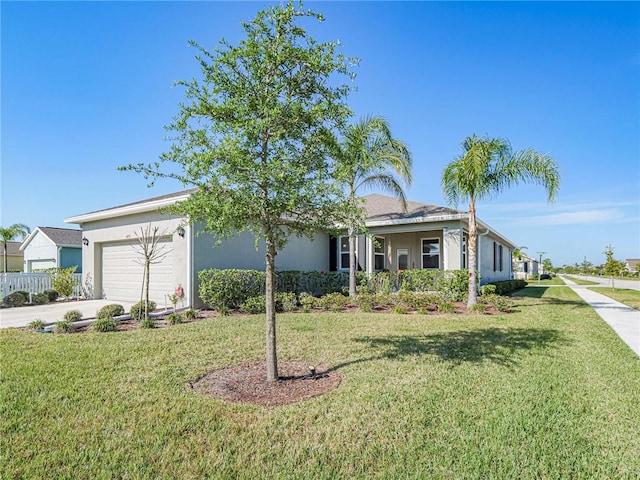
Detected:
[
  {"left": 177, "top": 226, "right": 185, "bottom": 238},
  {"left": 82, "top": 237, "right": 89, "bottom": 246}
]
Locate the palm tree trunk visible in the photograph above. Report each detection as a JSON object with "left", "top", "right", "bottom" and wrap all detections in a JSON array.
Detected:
[
  {"left": 348, "top": 228, "right": 357, "bottom": 296},
  {"left": 467, "top": 198, "right": 478, "bottom": 307},
  {"left": 3, "top": 241, "right": 7, "bottom": 273},
  {"left": 265, "top": 234, "right": 278, "bottom": 382}
]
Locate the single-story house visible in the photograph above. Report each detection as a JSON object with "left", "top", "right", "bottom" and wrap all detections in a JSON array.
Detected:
[
  {"left": 20, "top": 227, "right": 82, "bottom": 273},
  {"left": 1, "top": 241, "right": 24, "bottom": 272},
  {"left": 513, "top": 254, "right": 539, "bottom": 280},
  {"left": 65, "top": 190, "right": 517, "bottom": 308},
  {"left": 625, "top": 259, "right": 640, "bottom": 273}
]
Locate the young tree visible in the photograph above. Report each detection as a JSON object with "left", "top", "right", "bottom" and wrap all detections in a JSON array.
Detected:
[
  {"left": 542, "top": 257, "right": 554, "bottom": 273},
  {"left": 0, "top": 223, "right": 30, "bottom": 273},
  {"left": 333, "top": 115, "right": 412, "bottom": 296},
  {"left": 603, "top": 244, "right": 625, "bottom": 289},
  {"left": 442, "top": 134, "right": 560, "bottom": 307},
  {"left": 132, "top": 224, "right": 170, "bottom": 320},
  {"left": 122, "top": 1, "right": 355, "bottom": 381}
]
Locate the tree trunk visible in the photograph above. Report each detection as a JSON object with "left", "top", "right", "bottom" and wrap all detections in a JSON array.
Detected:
[
  {"left": 467, "top": 199, "right": 478, "bottom": 307},
  {"left": 144, "top": 260, "right": 150, "bottom": 319},
  {"left": 3, "top": 242, "right": 7, "bottom": 273},
  {"left": 265, "top": 235, "right": 278, "bottom": 382},
  {"left": 348, "top": 228, "right": 357, "bottom": 296}
]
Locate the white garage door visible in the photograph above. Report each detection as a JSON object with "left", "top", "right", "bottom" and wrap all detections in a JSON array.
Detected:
[{"left": 101, "top": 238, "right": 174, "bottom": 305}]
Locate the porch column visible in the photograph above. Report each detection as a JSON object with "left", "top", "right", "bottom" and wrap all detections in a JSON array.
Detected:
[
  {"left": 443, "top": 228, "right": 463, "bottom": 271},
  {"left": 366, "top": 236, "right": 374, "bottom": 274}
]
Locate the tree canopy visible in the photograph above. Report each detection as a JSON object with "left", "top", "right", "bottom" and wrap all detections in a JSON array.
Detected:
[{"left": 122, "top": 1, "right": 356, "bottom": 381}]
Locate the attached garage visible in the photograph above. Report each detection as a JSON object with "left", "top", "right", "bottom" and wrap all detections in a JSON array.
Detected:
[
  {"left": 28, "top": 258, "right": 57, "bottom": 272},
  {"left": 101, "top": 238, "right": 174, "bottom": 305}
]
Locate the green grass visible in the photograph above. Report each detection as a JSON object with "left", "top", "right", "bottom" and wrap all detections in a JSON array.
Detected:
[
  {"left": 590, "top": 287, "right": 640, "bottom": 310},
  {"left": 2, "top": 287, "right": 639, "bottom": 479},
  {"left": 565, "top": 275, "right": 599, "bottom": 285},
  {"left": 526, "top": 276, "right": 566, "bottom": 285}
]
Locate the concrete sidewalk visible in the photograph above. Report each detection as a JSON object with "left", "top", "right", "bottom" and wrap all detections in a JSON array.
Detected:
[
  {"left": 562, "top": 277, "right": 640, "bottom": 357},
  {"left": 0, "top": 299, "right": 135, "bottom": 329}
]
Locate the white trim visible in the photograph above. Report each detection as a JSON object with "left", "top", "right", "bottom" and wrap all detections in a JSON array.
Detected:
[
  {"left": 65, "top": 193, "right": 191, "bottom": 225},
  {"left": 338, "top": 235, "right": 357, "bottom": 271}
]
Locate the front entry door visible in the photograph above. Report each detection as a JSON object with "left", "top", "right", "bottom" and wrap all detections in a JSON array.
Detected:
[{"left": 397, "top": 248, "right": 409, "bottom": 271}]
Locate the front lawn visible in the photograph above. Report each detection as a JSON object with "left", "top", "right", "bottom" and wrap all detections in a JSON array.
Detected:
[
  {"left": 2, "top": 287, "right": 639, "bottom": 479},
  {"left": 526, "top": 276, "right": 566, "bottom": 285},
  {"left": 590, "top": 287, "right": 640, "bottom": 310}
]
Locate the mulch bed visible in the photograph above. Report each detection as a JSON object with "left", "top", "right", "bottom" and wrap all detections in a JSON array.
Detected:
[{"left": 190, "top": 361, "right": 342, "bottom": 406}]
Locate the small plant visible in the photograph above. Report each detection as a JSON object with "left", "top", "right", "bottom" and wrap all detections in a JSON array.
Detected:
[
  {"left": 63, "top": 309, "right": 83, "bottom": 322},
  {"left": 469, "top": 303, "right": 487, "bottom": 315},
  {"left": 417, "top": 306, "right": 430, "bottom": 315},
  {"left": 28, "top": 319, "right": 46, "bottom": 331},
  {"left": 45, "top": 266, "right": 78, "bottom": 300},
  {"left": 318, "top": 292, "right": 349, "bottom": 312},
  {"left": 91, "top": 317, "right": 117, "bottom": 332},
  {"left": 96, "top": 304, "right": 125, "bottom": 319},
  {"left": 298, "top": 292, "right": 316, "bottom": 313},
  {"left": 169, "top": 293, "right": 180, "bottom": 310},
  {"left": 241, "top": 295, "right": 266, "bottom": 314},
  {"left": 217, "top": 305, "right": 230, "bottom": 316},
  {"left": 355, "top": 293, "right": 375, "bottom": 312},
  {"left": 437, "top": 301, "right": 455, "bottom": 313},
  {"left": 54, "top": 319, "right": 74, "bottom": 333},
  {"left": 139, "top": 317, "right": 155, "bottom": 329},
  {"left": 44, "top": 289, "right": 59, "bottom": 302},
  {"left": 166, "top": 313, "right": 183, "bottom": 325},
  {"left": 32, "top": 293, "right": 49, "bottom": 305},
  {"left": 276, "top": 292, "right": 298, "bottom": 312},
  {"left": 482, "top": 294, "right": 513, "bottom": 313},
  {"left": 479, "top": 284, "right": 497, "bottom": 296},
  {"left": 184, "top": 308, "right": 198, "bottom": 320},
  {"left": 392, "top": 305, "right": 407, "bottom": 315},
  {"left": 4, "top": 291, "right": 28, "bottom": 307},
  {"left": 130, "top": 300, "right": 157, "bottom": 321}
]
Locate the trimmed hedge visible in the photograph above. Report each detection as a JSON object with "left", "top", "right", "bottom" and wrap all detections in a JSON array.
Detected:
[{"left": 484, "top": 279, "right": 527, "bottom": 295}]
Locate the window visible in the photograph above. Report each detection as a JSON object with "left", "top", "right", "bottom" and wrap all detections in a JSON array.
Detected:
[
  {"left": 462, "top": 236, "right": 467, "bottom": 269},
  {"left": 493, "top": 242, "right": 497, "bottom": 271},
  {"left": 421, "top": 238, "right": 440, "bottom": 269},
  {"left": 499, "top": 245, "right": 503, "bottom": 272},
  {"left": 397, "top": 248, "right": 408, "bottom": 270},
  {"left": 374, "top": 237, "right": 385, "bottom": 271},
  {"left": 339, "top": 236, "right": 350, "bottom": 270}
]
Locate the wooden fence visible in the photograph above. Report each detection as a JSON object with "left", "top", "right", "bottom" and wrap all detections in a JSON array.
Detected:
[{"left": 0, "top": 273, "right": 85, "bottom": 299}]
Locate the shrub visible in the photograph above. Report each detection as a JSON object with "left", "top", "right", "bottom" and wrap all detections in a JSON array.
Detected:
[
  {"left": 482, "top": 294, "right": 513, "bottom": 313},
  {"left": 166, "top": 313, "right": 182, "bottom": 325},
  {"left": 483, "top": 279, "right": 526, "bottom": 295},
  {"left": 469, "top": 303, "right": 486, "bottom": 314},
  {"left": 241, "top": 295, "right": 266, "bottom": 314},
  {"left": 198, "top": 269, "right": 264, "bottom": 311},
  {"left": 318, "top": 292, "right": 349, "bottom": 312},
  {"left": 46, "top": 266, "right": 78, "bottom": 299},
  {"left": 97, "top": 304, "right": 125, "bottom": 319},
  {"left": 184, "top": 309, "right": 198, "bottom": 320},
  {"left": 139, "top": 317, "right": 155, "bottom": 329},
  {"left": 437, "top": 301, "right": 455, "bottom": 313},
  {"left": 298, "top": 292, "right": 317, "bottom": 313},
  {"left": 479, "top": 284, "right": 497, "bottom": 296},
  {"left": 4, "top": 291, "right": 28, "bottom": 307},
  {"left": 91, "top": 317, "right": 117, "bottom": 332},
  {"left": 63, "top": 310, "right": 83, "bottom": 322},
  {"left": 28, "top": 319, "right": 46, "bottom": 331},
  {"left": 392, "top": 305, "right": 407, "bottom": 315},
  {"left": 32, "top": 293, "right": 49, "bottom": 305},
  {"left": 277, "top": 292, "right": 298, "bottom": 312},
  {"left": 54, "top": 319, "right": 74, "bottom": 333},
  {"left": 44, "top": 289, "right": 59, "bottom": 302},
  {"left": 130, "top": 300, "right": 157, "bottom": 321},
  {"left": 355, "top": 293, "right": 375, "bottom": 312}
]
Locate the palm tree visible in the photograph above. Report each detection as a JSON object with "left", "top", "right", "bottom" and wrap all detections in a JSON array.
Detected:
[
  {"left": 442, "top": 134, "right": 560, "bottom": 307},
  {"left": 334, "top": 115, "right": 412, "bottom": 296},
  {"left": 0, "top": 223, "right": 31, "bottom": 273}
]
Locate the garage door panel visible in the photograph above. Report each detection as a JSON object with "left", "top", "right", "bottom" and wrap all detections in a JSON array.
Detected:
[{"left": 101, "top": 239, "right": 174, "bottom": 304}]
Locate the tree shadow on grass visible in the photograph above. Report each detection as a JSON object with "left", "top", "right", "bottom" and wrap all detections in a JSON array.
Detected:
[
  {"left": 341, "top": 327, "right": 570, "bottom": 368},
  {"left": 512, "top": 287, "right": 586, "bottom": 308}
]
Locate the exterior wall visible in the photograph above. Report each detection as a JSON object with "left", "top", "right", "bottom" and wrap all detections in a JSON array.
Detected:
[
  {"left": 5, "top": 255, "right": 23, "bottom": 272},
  {"left": 22, "top": 232, "right": 57, "bottom": 272},
  {"left": 60, "top": 247, "right": 82, "bottom": 273},
  {"left": 78, "top": 211, "right": 189, "bottom": 305},
  {"left": 477, "top": 232, "right": 512, "bottom": 284}
]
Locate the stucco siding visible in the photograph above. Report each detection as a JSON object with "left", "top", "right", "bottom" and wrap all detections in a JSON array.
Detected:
[{"left": 477, "top": 233, "right": 512, "bottom": 284}]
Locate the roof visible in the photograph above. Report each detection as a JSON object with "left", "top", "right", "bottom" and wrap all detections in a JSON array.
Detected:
[
  {"left": 362, "top": 194, "right": 465, "bottom": 223},
  {"left": 626, "top": 259, "right": 640, "bottom": 268},
  {"left": 65, "top": 188, "right": 196, "bottom": 225},
  {"left": 0, "top": 241, "right": 23, "bottom": 256},
  {"left": 20, "top": 227, "right": 82, "bottom": 250}
]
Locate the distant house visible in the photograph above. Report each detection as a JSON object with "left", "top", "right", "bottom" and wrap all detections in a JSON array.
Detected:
[
  {"left": 1, "top": 241, "right": 24, "bottom": 272},
  {"left": 65, "top": 190, "right": 517, "bottom": 307},
  {"left": 625, "top": 259, "right": 640, "bottom": 273},
  {"left": 513, "top": 254, "right": 538, "bottom": 280},
  {"left": 20, "top": 227, "right": 82, "bottom": 273}
]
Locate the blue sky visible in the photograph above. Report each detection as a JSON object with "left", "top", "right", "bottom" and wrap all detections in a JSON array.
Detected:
[{"left": 2, "top": 1, "right": 638, "bottom": 267}]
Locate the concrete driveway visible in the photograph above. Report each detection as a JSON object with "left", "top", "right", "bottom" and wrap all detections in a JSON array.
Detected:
[{"left": 0, "top": 299, "right": 136, "bottom": 329}]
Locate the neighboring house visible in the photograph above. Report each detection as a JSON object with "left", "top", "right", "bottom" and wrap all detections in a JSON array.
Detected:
[
  {"left": 625, "top": 259, "right": 640, "bottom": 273},
  {"left": 65, "top": 190, "right": 517, "bottom": 307},
  {"left": 1, "top": 241, "right": 24, "bottom": 272},
  {"left": 20, "top": 227, "right": 83, "bottom": 273},
  {"left": 513, "top": 255, "right": 539, "bottom": 280}
]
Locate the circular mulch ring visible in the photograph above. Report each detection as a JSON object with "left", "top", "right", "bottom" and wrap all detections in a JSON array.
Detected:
[{"left": 191, "top": 361, "right": 342, "bottom": 406}]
